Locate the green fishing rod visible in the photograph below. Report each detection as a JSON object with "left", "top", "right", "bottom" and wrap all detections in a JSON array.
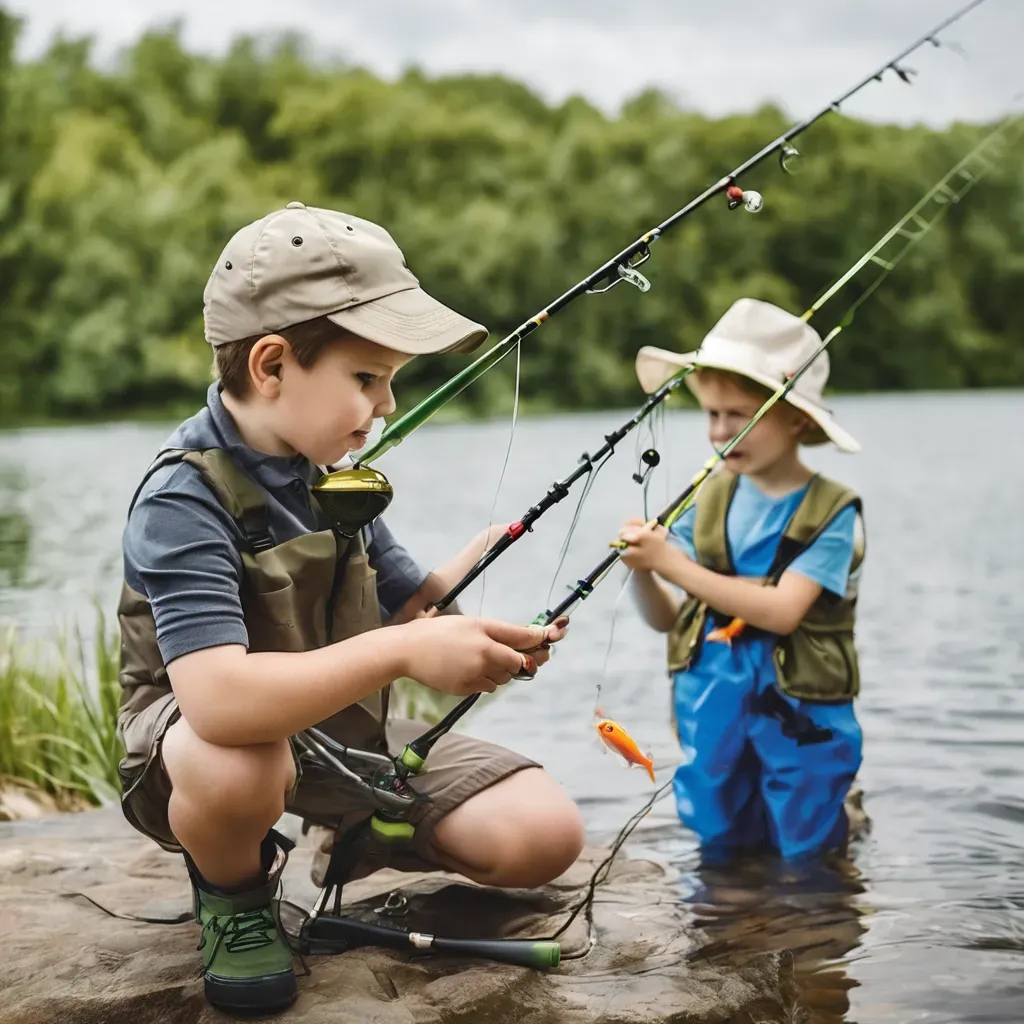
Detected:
[
  {"left": 311, "top": 0, "right": 989, "bottom": 538},
  {"left": 390, "top": 114, "right": 1017, "bottom": 762}
]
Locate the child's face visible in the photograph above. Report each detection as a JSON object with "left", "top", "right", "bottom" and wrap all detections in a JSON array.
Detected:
[
  {"left": 274, "top": 334, "right": 411, "bottom": 466},
  {"left": 695, "top": 373, "right": 804, "bottom": 476}
]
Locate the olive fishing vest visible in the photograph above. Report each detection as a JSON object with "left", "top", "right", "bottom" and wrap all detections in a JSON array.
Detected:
[
  {"left": 667, "top": 472, "right": 865, "bottom": 703},
  {"left": 117, "top": 448, "right": 386, "bottom": 776}
]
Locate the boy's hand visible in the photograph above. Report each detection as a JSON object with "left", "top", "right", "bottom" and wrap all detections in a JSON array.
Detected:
[
  {"left": 398, "top": 616, "right": 566, "bottom": 696},
  {"left": 519, "top": 614, "right": 568, "bottom": 670},
  {"left": 617, "top": 517, "right": 673, "bottom": 573}
]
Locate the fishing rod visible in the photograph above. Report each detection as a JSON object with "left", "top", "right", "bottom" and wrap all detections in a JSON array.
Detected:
[
  {"left": 385, "top": 114, "right": 1017, "bottom": 765},
  {"left": 308, "top": 0, "right": 989, "bottom": 540}
]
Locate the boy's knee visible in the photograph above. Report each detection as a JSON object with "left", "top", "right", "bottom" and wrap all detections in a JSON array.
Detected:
[
  {"left": 163, "top": 718, "right": 295, "bottom": 816},
  {"left": 480, "top": 786, "right": 586, "bottom": 887}
]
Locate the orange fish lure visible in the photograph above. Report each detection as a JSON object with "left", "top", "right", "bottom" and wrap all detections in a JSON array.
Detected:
[
  {"left": 707, "top": 616, "right": 747, "bottom": 645},
  {"left": 595, "top": 717, "right": 656, "bottom": 783}
]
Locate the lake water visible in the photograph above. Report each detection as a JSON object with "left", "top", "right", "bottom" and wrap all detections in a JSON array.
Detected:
[{"left": 2, "top": 391, "right": 1022, "bottom": 1023}]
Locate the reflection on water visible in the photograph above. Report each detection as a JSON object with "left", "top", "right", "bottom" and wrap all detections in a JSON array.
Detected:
[
  {"left": 2, "top": 392, "right": 1023, "bottom": 1023},
  {"left": 682, "top": 850, "right": 869, "bottom": 1024}
]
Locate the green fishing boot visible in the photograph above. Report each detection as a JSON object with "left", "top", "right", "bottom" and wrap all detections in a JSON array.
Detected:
[{"left": 189, "top": 833, "right": 298, "bottom": 1016}]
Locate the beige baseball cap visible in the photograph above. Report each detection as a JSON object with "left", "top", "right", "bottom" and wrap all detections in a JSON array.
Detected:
[
  {"left": 203, "top": 202, "right": 488, "bottom": 354},
  {"left": 635, "top": 298, "right": 860, "bottom": 453}
]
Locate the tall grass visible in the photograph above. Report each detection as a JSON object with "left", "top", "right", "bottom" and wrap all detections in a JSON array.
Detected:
[{"left": 0, "top": 614, "right": 123, "bottom": 808}]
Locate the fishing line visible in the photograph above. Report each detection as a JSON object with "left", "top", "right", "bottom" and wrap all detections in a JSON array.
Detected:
[
  {"left": 477, "top": 340, "right": 522, "bottom": 615},
  {"left": 600, "top": 569, "right": 635, "bottom": 680},
  {"left": 544, "top": 449, "right": 615, "bottom": 608}
]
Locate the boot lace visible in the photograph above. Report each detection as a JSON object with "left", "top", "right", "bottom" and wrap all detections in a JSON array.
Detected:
[{"left": 200, "top": 905, "right": 278, "bottom": 959}]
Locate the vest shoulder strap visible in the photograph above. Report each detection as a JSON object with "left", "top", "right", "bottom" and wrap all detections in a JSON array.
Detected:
[
  {"left": 127, "top": 447, "right": 273, "bottom": 554},
  {"left": 768, "top": 474, "right": 864, "bottom": 583},
  {"left": 691, "top": 470, "right": 740, "bottom": 574}
]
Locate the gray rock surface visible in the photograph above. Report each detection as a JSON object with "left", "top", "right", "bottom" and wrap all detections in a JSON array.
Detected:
[{"left": 0, "top": 808, "right": 796, "bottom": 1023}]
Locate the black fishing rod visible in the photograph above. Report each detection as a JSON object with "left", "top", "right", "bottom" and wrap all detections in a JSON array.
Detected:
[{"left": 313, "top": 0, "right": 988, "bottom": 487}]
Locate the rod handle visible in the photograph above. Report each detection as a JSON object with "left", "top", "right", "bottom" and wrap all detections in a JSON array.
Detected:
[{"left": 430, "top": 936, "right": 561, "bottom": 969}]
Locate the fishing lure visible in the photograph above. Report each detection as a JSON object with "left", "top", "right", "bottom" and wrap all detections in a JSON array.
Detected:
[
  {"left": 593, "top": 687, "right": 656, "bottom": 783},
  {"left": 595, "top": 717, "right": 656, "bottom": 784},
  {"left": 707, "top": 618, "right": 747, "bottom": 645}
]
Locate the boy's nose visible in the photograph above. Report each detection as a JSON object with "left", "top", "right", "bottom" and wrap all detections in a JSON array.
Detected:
[{"left": 376, "top": 387, "right": 397, "bottom": 418}]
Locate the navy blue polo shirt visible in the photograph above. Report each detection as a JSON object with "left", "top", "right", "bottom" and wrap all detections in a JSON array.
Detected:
[{"left": 122, "top": 383, "right": 427, "bottom": 666}]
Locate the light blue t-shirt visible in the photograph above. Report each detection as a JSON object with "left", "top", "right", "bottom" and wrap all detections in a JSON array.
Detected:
[
  {"left": 668, "top": 474, "right": 860, "bottom": 686},
  {"left": 670, "top": 474, "right": 858, "bottom": 597}
]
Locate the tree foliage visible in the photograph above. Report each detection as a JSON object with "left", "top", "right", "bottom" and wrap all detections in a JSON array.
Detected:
[{"left": 1, "top": 11, "right": 1022, "bottom": 425}]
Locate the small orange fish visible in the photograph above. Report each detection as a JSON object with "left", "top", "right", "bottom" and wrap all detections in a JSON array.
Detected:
[
  {"left": 707, "top": 616, "right": 747, "bottom": 645},
  {"left": 595, "top": 716, "right": 656, "bottom": 783}
]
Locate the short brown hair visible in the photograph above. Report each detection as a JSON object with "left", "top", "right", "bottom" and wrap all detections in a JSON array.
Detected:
[{"left": 213, "top": 317, "right": 349, "bottom": 398}]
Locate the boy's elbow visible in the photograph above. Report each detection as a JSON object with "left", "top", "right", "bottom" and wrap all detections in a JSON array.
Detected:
[
  {"left": 768, "top": 605, "right": 810, "bottom": 636},
  {"left": 175, "top": 695, "right": 242, "bottom": 747},
  {"left": 167, "top": 645, "right": 252, "bottom": 747}
]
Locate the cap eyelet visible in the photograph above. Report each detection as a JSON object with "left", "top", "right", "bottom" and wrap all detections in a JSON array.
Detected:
[
  {"left": 224, "top": 261, "right": 233, "bottom": 270},
  {"left": 292, "top": 236, "right": 303, "bottom": 247},
  {"left": 345, "top": 225, "right": 354, "bottom": 233}
]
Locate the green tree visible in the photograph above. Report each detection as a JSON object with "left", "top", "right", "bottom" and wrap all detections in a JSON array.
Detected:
[{"left": 0, "top": 11, "right": 1021, "bottom": 427}]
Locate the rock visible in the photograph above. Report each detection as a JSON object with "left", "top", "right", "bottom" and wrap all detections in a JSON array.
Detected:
[
  {"left": 0, "top": 785, "right": 59, "bottom": 822},
  {"left": 0, "top": 808, "right": 796, "bottom": 1024}
]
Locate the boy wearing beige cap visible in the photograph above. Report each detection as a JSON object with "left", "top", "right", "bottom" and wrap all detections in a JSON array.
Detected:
[
  {"left": 617, "top": 298, "right": 865, "bottom": 865},
  {"left": 116, "top": 203, "right": 583, "bottom": 1014}
]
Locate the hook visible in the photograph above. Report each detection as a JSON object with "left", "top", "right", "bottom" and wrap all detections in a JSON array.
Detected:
[{"left": 891, "top": 63, "right": 917, "bottom": 85}]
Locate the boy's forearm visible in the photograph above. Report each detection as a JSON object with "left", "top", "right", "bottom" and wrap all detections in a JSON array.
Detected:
[
  {"left": 389, "top": 525, "right": 505, "bottom": 623},
  {"left": 654, "top": 548, "right": 810, "bottom": 635},
  {"left": 433, "top": 524, "right": 506, "bottom": 592},
  {"left": 170, "top": 628, "right": 413, "bottom": 747},
  {"left": 630, "top": 570, "right": 681, "bottom": 633},
  {"left": 388, "top": 571, "right": 460, "bottom": 624}
]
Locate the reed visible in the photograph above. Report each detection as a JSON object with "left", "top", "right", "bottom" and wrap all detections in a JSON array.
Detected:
[{"left": 0, "top": 614, "right": 122, "bottom": 810}]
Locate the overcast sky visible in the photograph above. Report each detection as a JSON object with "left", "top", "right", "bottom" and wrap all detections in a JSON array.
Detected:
[{"left": 7, "top": 0, "right": 1020, "bottom": 126}]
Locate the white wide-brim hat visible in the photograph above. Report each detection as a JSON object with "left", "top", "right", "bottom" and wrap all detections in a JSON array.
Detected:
[{"left": 635, "top": 298, "right": 860, "bottom": 453}]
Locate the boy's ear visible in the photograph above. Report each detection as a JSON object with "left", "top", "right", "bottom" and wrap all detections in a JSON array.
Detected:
[
  {"left": 248, "top": 335, "right": 288, "bottom": 397},
  {"left": 791, "top": 409, "right": 814, "bottom": 440}
]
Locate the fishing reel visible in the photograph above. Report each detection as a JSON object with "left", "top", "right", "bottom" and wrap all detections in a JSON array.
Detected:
[
  {"left": 726, "top": 185, "right": 763, "bottom": 213},
  {"left": 312, "top": 465, "right": 394, "bottom": 537}
]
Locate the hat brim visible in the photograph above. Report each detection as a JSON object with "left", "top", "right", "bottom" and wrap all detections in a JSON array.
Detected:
[
  {"left": 635, "top": 345, "right": 860, "bottom": 454},
  {"left": 327, "top": 286, "right": 488, "bottom": 356}
]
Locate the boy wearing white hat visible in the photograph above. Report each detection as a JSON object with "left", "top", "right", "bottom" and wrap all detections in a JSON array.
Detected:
[{"left": 617, "top": 297, "right": 865, "bottom": 862}]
